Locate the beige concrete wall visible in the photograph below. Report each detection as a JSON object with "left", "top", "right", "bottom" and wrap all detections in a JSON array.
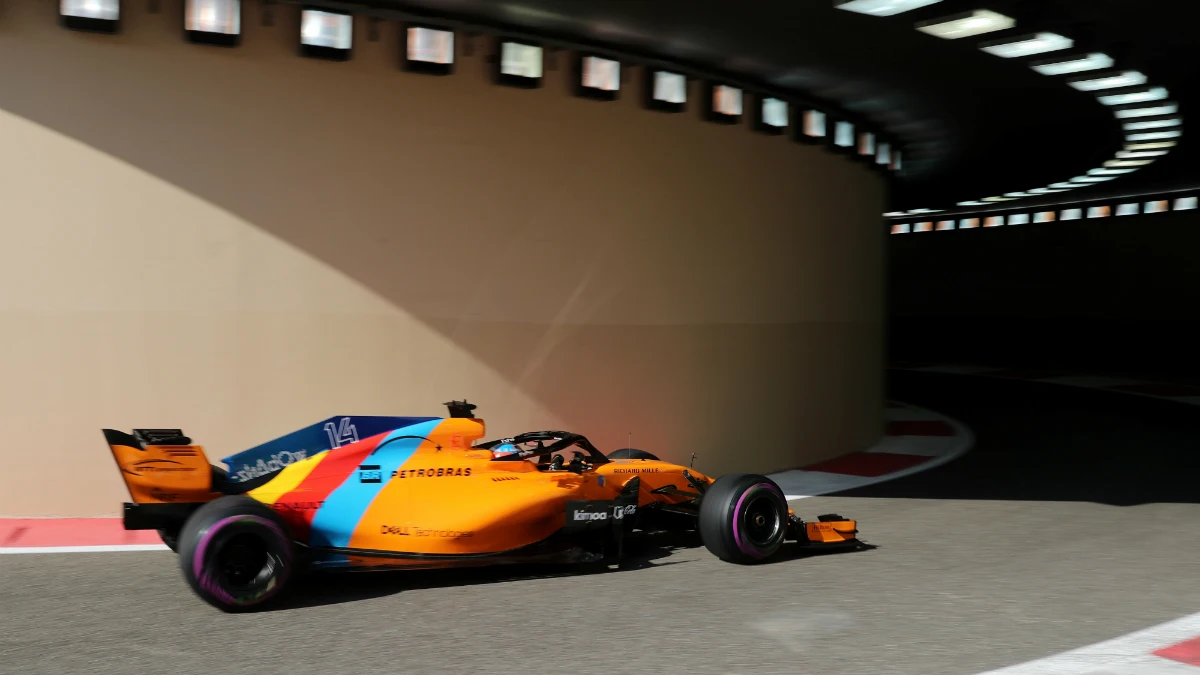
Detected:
[{"left": 0, "top": 2, "right": 886, "bottom": 517}]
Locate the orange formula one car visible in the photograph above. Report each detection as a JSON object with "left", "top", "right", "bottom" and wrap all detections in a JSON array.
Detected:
[{"left": 104, "top": 401, "right": 862, "bottom": 612}]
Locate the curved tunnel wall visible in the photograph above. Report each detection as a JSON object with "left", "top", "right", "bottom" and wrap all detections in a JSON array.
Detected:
[{"left": 0, "top": 2, "right": 886, "bottom": 516}]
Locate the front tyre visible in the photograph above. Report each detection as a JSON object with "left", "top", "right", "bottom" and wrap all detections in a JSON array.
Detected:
[
  {"left": 698, "top": 473, "right": 789, "bottom": 564},
  {"left": 177, "top": 496, "right": 294, "bottom": 612}
]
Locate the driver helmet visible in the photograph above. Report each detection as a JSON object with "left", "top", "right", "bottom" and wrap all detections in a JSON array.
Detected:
[{"left": 492, "top": 443, "right": 520, "bottom": 456}]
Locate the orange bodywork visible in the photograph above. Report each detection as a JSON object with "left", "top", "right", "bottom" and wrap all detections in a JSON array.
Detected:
[
  {"left": 217, "top": 417, "right": 715, "bottom": 566},
  {"left": 805, "top": 519, "right": 858, "bottom": 543},
  {"left": 105, "top": 414, "right": 857, "bottom": 570},
  {"left": 106, "top": 435, "right": 221, "bottom": 505}
]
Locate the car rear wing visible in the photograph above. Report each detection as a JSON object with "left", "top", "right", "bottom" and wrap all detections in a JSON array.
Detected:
[{"left": 103, "top": 428, "right": 219, "bottom": 505}]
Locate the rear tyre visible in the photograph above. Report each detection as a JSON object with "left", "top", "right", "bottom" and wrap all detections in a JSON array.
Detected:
[
  {"left": 157, "top": 528, "right": 179, "bottom": 553},
  {"left": 698, "top": 473, "right": 789, "bottom": 564},
  {"left": 177, "top": 495, "right": 294, "bottom": 612},
  {"left": 607, "top": 447, "right": 660, "bottom": 461}
]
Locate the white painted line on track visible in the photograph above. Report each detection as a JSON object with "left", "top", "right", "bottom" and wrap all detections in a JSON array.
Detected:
[
  {"left": 977, "top": 611, "right": 1200, "bottom": 674},
  {"left": 0, "top": 544, "right": 170, "bottom": 554}
]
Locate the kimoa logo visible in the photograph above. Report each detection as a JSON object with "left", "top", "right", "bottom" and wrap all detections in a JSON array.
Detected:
[
  {"left": 574, "top": 510, "right": 607, "bottom": 521},
  {"left": 235, "top": 450, "right": 308, "bottom": 481}
]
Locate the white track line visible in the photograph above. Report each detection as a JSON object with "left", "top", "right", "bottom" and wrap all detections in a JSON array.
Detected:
[
  {"left": 0, "top": 544, "right": 170, "bottom": 554},
  {"left": 977, "top": 611, "right": 1200, "bottom": 674}
]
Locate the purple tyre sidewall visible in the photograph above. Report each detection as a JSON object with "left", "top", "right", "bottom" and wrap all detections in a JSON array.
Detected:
[
  {"left": 192, "top": 514, "right": 291, "bottom": 607},
  {"left": 730, "top": 482, "right": 786, "bottom": 559}
]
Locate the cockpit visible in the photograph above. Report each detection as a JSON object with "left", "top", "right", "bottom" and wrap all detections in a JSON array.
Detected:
[{"left": 476, "top": 431, "right": 612, "bottom": 474}]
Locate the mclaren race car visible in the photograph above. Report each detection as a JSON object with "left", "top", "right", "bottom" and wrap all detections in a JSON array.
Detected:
[{"left": 104, "top": 401, "right": 862, "bottom": 612}]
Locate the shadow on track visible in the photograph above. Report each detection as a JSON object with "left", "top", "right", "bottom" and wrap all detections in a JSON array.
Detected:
[
  {"left": 836, "top": 369, "right": 1200, "bottom": 507},
  {"left": 267, "top": 529, "right": 700, "bottom": 611},
  {"left": 267, "top": 529, "right": 876, "bottom": 610}
]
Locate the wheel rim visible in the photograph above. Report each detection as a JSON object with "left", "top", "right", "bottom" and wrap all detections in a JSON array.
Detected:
[
  {"left": 739, "top": 494, "right": 783, "bottom": 548},
  {"left": 194, "top": 515, "right": 290, "bottom": 606},
  {"left": 218, "top": 533, "right": 273, "bottom": 589}
]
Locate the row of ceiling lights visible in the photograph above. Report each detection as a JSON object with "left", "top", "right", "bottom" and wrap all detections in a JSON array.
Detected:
[
  {"left": 58, "top": 0, "right": 907, "bottom": 177},
  {"left": 834, "top": 1, "right": 1182, "bottom": 219}
]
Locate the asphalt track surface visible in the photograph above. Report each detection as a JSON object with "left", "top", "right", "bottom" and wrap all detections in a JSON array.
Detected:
[{"left": 4, "top": 371, "right": 1200, "bottom": 675}]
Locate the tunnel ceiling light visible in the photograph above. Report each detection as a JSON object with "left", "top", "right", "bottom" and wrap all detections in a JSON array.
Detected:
[
  {"left": 1106, "top": 159, "right": 1155, "bottom": 167},
  {"left": 1072, "top": 175, "right": 1115, "bottom": 183},
  {"left": 1126, "top": 141, "right": 1177, "bottom": 150},
  {"left": 909, "top": 208, "right": 943, "bottom": 214},
  {"left": 876, "top": 142, "right": 892, "bottom": 165},
  {"left": 1123, "top": 118, "right": 1182, "bottom": 131},
  {"left": 982, "top": 196, "right": 1017, "bottom": 201},
  {"left": 186, "top": 0, "right": 238, "bottom": 34},
  {"left": 980, "top": 32, "right": 1073, "bottom": 58},
  {"left": 802, "top": 110, "right": 828, "bottom": 138},
  {"left": 407, "top": 26, "right": 455, "bottom": 65},
  {"left": 916, "top": 10, "right": 1015, "bottom": 40},
  {"left": 1117, "top": 149, "right": 1169, "bottom": 159},
  {"left": 1030, "top": 52, "right": 1114, "bottom": 76},
  {"left": 763, "top": 97, "right": 789, "bottom": 128},
  {"left": 300, "top": 9, "right": 352, "bottom": 59},
  {"left": 61, "top": 0, "right": 118, "bottom": 19},
  {"left": 582, "top": 55, "right": 621, "bottom": 92},
  {"left": 957, "top": 200, "right": 989, "bottom": 206},
  {"left": 1050, "top": 182, "right": 1079, "bottom": 189},
  {"left": 1126, "top": 129, "right": 1183, "bottom": 141},
  {"left": 185, "top": 0, "right": 240, "bottom": 44},
  {"left": 713, "top": 84, "right": 744, "bottom": 117},
  {"left": 1089, "top": 167, "right": 1137, "bottom": 175},
  {"left": 858, "top": 131, "right": 877, "bottom": 157},
  {"left": 1097, "top": 87, "right": 1169, "bottom": 106},
  {"left": 1004, "top": 192, "right": 1033, "bottom": 197},
  {"left": 652, "top": 71, "right": 687, "bottom": 105},
  {"left": 834, "top": 0, "right": 945, "bottom": 16},
  {"left": 1115, "top": 103, "right": 1180, "bottom": 119},
  {"left": 1068, "top": 71, "right": 1148, "bottom": 91},
  {"left": 834, "top": 121, "right": 855, "bottom": 148},
  {"left": 61, "top": 0, "right": 119, "bottom": 31},
  {"left": 500, "top": 41, "right": 544, "bottom": 79},
  {"left": 884, "top": 211, "right": 910, "bottom": 217}
]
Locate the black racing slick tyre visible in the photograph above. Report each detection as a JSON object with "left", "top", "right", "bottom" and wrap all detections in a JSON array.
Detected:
[
  {"left": 157, "top": 529, "right": 180, "bottom": 553},
  {"left": 607, "top": 447, "right": 660, "bottom": 461},
  {"left": 698, "top": 473, "right": 789, "bottom": 564},
  {"left": 177, "top": 495, "right": 294, "bottom": 612}
]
